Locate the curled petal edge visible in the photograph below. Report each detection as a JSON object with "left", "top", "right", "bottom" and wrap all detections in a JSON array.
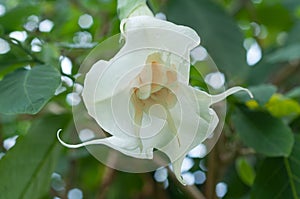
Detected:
[
  {"left": 210, "top": 86, "right": 253, "bottom": 105},
  {"left": 57, "top": 129, "right": 153, "bottom": 159}
]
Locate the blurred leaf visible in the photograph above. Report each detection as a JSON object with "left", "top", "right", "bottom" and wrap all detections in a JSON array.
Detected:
[
  {"left": 106, "top": 172, "right": 144, "bottom": 199},
  {"left": 245, "top": 57, "right": 281, "bottom": 86},
  {"left": 286, "top": 21, "right": 300, "bottom": 45},
  {"left": 223, "top": 163, "right": 250, "bottom": 199},
  {"left": 0, "top": 65, "right": 61, "bottom": 114},
  {"left": 255, "top": 1, "right": 293, "bottom": 44},
  {"left": 266, "top": 94, "right": 300, "bottom": 118},
  {"left": 235, "top": 84, "right": 277, "bottom": 106},
  {"left": 0, "top": 5, "right": 40, "bottom": 32},
  {"left": 286, "top": 87, "right": 300, "bottom": 101},
  {"left": 166, "top": 0, "right": 248, "bottom": 81},
  {"left": 0, "top": 38, "right": 32, "bottom": 77},
  {"left": 117, "top": 0, "right": 147, "bottom": 20},
  {"left": 0, "top": 114, "right": 71, "bottom": 199},
  {"left": 189, "top": 65, "right": 208, "bottom": 91},
  {"left": 251, "top": 134, "right": 300, "bottom": 199},
  {"left": 267, "top": 44, "right": 300, "bottom": 63},
  {"left": 0, "top": 114, "right": 31, "bottom": 138},
  {"left": 38, "top": 44, "right": 60, "bottom": 66},
  {"left": 235, "top": 157, "right": 255, "bottom": 186},
  {"left": 232, "top": 108, "right": 294, "bottom": 157}
]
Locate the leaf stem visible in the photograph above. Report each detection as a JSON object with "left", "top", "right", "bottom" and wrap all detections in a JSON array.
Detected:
[
  {"left": 284, "top": 158, "right": 299, "bottom": 199},
  {"left": 1, "top": 36, "right": 44, "bottom": 65}
]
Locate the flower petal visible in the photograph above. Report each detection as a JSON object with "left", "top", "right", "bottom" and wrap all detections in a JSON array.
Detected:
[
  {"left": 210, "top": 86, "right": 253, "bottom": 105},
  {"left": 57, "top": 130, "right": 151, "bottom": 159},
  {"left": 120, "top": 16, "right": 200, "bottom": 84},
  {"left": 139, "top": 84, "right": 252, "bottom": 183},
  {"left": 82, "top": 60, "right": 109, "bottom": 118}
]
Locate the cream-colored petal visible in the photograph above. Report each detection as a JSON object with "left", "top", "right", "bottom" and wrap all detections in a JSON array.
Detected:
[
  {"left": 82, "top": 60, "right": 109, "bottom": 118},
  {"left": 83, "top": 15, "right": 200, "bottom": 104},
  {"left": 92, "top": 50, "right": 149, "bottom": 102},
  {"left": 210, "top": 86, "right": 253, "bottom": 105},
  {"left": 123, "top": 16, "right": 200, "bottom": 51},
  {"left": 118, "top": 16, "right": 200, "bottom": 83},
  {"left": 140, "top": 84, "right": 252, "bottom": 183},
  {"left": 92, "top": 87, "right": 137, "bottom": 139},
  {"left": 57, "top": 130, "right": 152, "bottom": 159}
]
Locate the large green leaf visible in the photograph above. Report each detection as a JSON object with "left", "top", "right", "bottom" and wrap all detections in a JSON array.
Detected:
[
  {"left": 232, "top": 108, "right": 294, "bottom": 157},
  {"left": 0, "top": 65, "right": 61, "bottom": 114},
  {"left": 0, "top": 114, "right": 71, "bottom": 199},
  {"left": 251, "top": 134, "right": 300, "bottom": 199},
  {"left": 166, "top": 0, "right": 248, "bottom": 81}
]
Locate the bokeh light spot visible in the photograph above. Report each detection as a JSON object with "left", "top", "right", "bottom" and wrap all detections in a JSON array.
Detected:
[
  {"left": 154, "top": 167, "right": 168, "bottom": 182},
  {"left": 78, "top": 14, "right": 94, "bottom": 29},
  {"left": 188, "top": 144, "right": 207, "bottom": 158},
  {"left": 66, "top": 93, "right": 81, "bottom": 106},
  {"left": 193, "top": 170, "right": 206, "bottom": 184},
  {"left": 191, "top": 46, "right": 207, "bottom": 63},
  {"left": 182, "top": 172, "right": 195, "bottom": 185},
  {"left": 51, "top": 173, "right": 65, "bottom": 192},
  {"left": 205, "top": 72, "right": 225, "bottom": 89},
  {"left": 0, "top": 38, "right": 10, "bottom": 54},
  {"left": 39, "top": 19, "right": 54, "bottom": 32},
  {"left": 0, "top": 152, "right": 5, "bottom": 160},
  {"left": 181, "top": 157, "right": 194, "bottom": 173},
  {"left": 155, "top": 12, "right": 167, "bottom": 21},
  {"left": 216, "top": 182, "right": 228, "bottom": 198},
  {"left": 68, "top": 188, "right": 83, "bottom": 199},
  {"left": 79, "top": 129, "right": 95, "bottom": 141},
  {"left": 24, "top": 15, "right": 39, "bottom": 31},
  {"left": 0, "top": 4, "right": 6, "bottom": 16},
  {"left": 9, "top": 31, "right": 27, "bottom": 42},
  {"left": 3, "top": 136, "right": 18, "bottom": 151},
  {"left": 246, "top": 42, "right": 262, "bottom": 66},
  {"left": 60, "top": 56, "right": 73, "bottom": 75}
]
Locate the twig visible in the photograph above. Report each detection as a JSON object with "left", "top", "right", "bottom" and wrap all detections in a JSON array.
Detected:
[
  {"left": 153, "top": 156, "right": 207, "bottom": 199},
  {"left": 0, "top": 36, "right": 44, "bottom": 64},
  {"left": 271, "top": 61, "right": 300, "bottom": 86},
  {"left": 167, "top": 168, "right": 207, "bottom": 199},
  {"left": 96, "top": 152, "right": 118, "bottom": 199},
  {"left": 205, "top": 146, "right": 217, "bottom": 199}
]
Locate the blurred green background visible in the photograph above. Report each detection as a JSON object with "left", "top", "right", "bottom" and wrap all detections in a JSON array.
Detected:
[{"left": 0, "top": 0, "right": 300, "bottom": 198}]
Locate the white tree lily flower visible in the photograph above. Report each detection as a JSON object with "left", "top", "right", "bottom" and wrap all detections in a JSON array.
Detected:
[{"left": 58, "top": 15, "right": 252, "bottom": 184}]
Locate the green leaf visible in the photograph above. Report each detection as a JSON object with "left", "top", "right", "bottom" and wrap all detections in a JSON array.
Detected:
[
  {"left": 0, "top": 65, "right": 61, "bottom": 114},
  {"left": 223, "top": 164, "right": 250, "bottom": 199},
  {"left": 0, "top": 114, "right": 71, "bottom": 199},
  {"left": 235, "top": 84, "right": 277, "bottom": 106},
  {"left": 235, "top": 157, "right": 256, "bottom": 186},
  {"left": 251, "top": 134, "right": 300, "bottom": 199},
  {"left": 0, "top": 5, "right": 40, "bottom": 33},
  {"left": 232, "top": 109, "right": 294, "bottom": 157},
  {"left": 286, "top": 21, "right": 300, "bottom": 45},
  {"left": 286, "top": 86, "right": 300, "bottom": 101},
  {"left": 266, "top": 94, "right": 300, "bottom": 118},
  {"left": 267, "top": 44, "right": 300, "bottom": 63},
  {"left": 245, "top": 57, "right": 281, "bottom": 86},
  {"left": 166, "top": 0, "right": 248, "bottom": 81}
]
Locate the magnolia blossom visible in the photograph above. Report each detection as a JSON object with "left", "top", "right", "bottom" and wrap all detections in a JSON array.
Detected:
[{"left": 58, "top": 15, "right": 252, "bottom": 184}]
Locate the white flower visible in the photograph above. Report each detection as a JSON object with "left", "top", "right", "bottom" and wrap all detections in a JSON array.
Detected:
[{"left": 58, "top": 15, "right": 252, "bottom": 184}]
